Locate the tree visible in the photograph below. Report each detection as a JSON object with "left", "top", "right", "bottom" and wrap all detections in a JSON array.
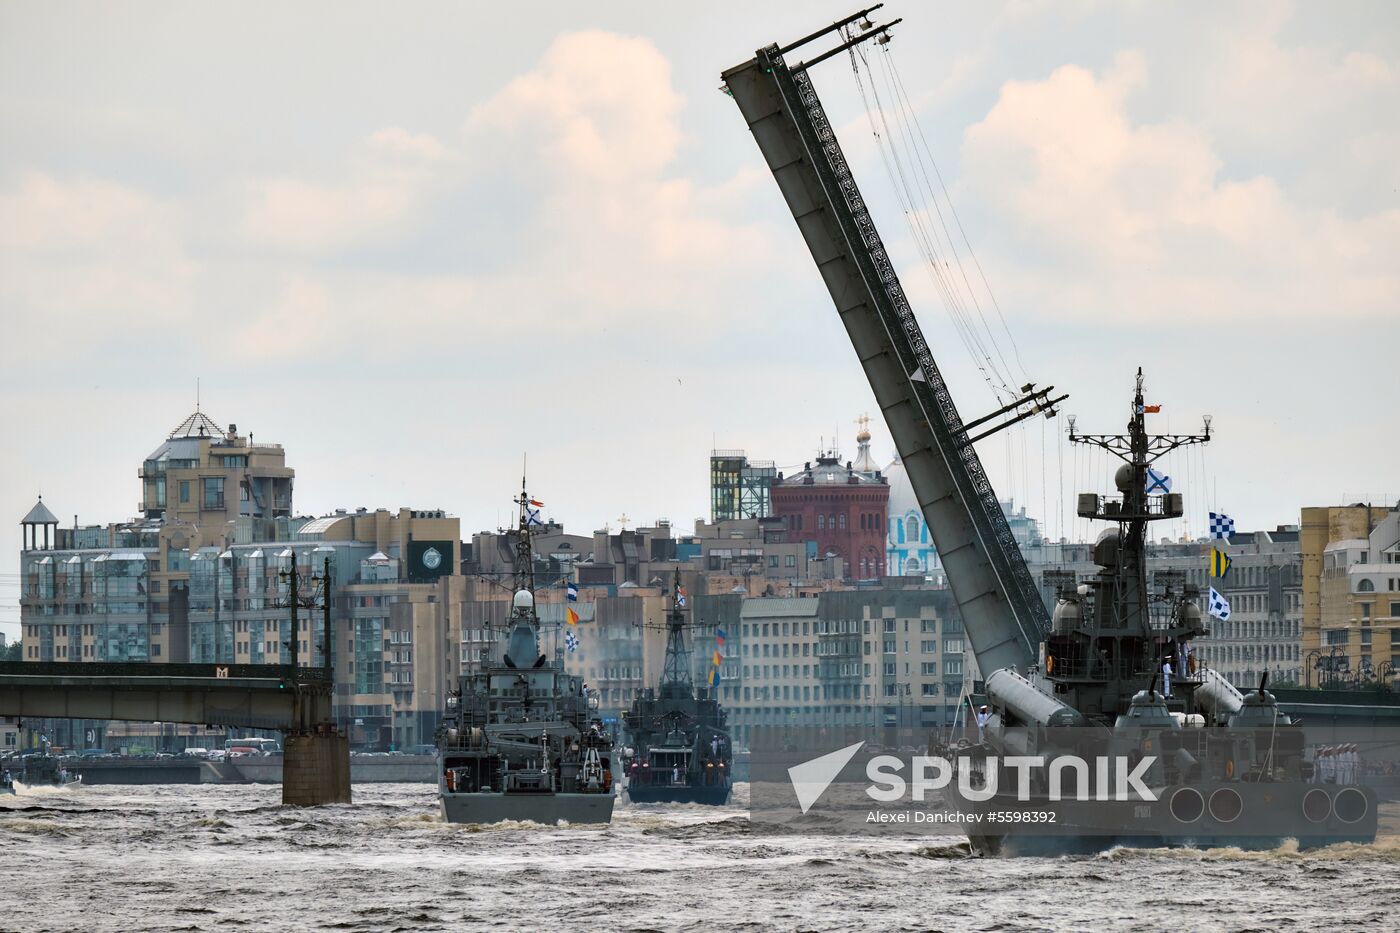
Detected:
[{"left": 1, "top": 642, "right": 20, "bottom": 662}]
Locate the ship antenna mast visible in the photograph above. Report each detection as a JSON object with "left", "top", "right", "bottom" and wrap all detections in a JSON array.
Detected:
[
  {"left": 514, "top": 470, "right": 537, "bottom": 599},
  {"left": 661, "top": 567, "right": 692, "bottom": 687}
]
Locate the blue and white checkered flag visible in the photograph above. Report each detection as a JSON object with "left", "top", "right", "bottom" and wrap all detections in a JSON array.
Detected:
[
  {"left": 565, "top": 630, "right": 578, "bottom": 653},
  {"left": 1208, "top": 586, "right": 1231, "bottom": 621},
  {"left": 1208, "top": 512, "right": 1235, "bottom": 540}
]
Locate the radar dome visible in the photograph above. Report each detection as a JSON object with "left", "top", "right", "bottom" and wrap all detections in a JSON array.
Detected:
[
  {"left": 1114, "top": 463, "right": 1135, "bottom": 493},
  {"left": 512, "top": 589, "right": 534, "bottom": 609},
  {"left": 1093, "top": 529, "right": 1121, "bottom": 567}
]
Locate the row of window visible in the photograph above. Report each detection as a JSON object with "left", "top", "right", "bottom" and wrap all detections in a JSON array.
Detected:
[
  {"left": 24, "top": 643, "right": 163, "bottom": 659},
  {"left": 1197, "top": 643, "right": 1298, "bottom": 664},
  {"left": 741, "top": 657, "right": 964, "bottom": 680},
  {"left": 1327, "top": 628, "right": 1400, "bottom": 647},
  {"left": 744, "top": 617, "right": 961, "bottom": 638}
]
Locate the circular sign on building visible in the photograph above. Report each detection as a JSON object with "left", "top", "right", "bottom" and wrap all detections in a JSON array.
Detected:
[{"left": 421, "top": 546, "right": 443, "bottom": 570}]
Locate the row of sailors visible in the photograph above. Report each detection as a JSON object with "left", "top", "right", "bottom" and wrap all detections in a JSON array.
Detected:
[{"left": 1313, "top": 744, "right": 1362, "bottom": 785}]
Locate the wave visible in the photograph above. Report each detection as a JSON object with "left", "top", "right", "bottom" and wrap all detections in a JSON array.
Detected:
[
  {"left": 1095, "top": 834, "right": 1400, "bottom": 863},
  {"left": 0, "top": 818, "right": 71, "bottom": 837}
]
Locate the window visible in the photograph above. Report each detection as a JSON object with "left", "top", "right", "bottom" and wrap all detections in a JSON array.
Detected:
[
  {"left": 906, "top": 516, "right": 919, "bottom": 543},
  {"left": 1391, "top": 602, "right": 1400, "bottom": 618},
  {"left": 179, "top": 480, "right": 190, "bottom": 503},
  {"left": 203, "top": 477, "right": 225, "bottom": 509},
  {"left": 1359, "top": 579, "right": 1375, "bottom": 592},
  {"left": 944, "top": 658, "right": 963, "bottom": 676},
  {"left": 817, "top": 515, "right": 825, "bottom": 530},
  {"left": 1361, "top": 603, "right": 1371, "bottom": 620},
  {"left": 785, "top": 555, "right": 795, "bottom": 568},
  {"left": 920, "top": 640, "right": 936, "bottom": 653},
  {"left": 838, "top": 513, "right": 846, "bottom": 529},
  {"left": 883, "top": 618, "right": 896, "bottom": 633},
  {"left": 1392, "top": 629, "right": 1400, "bottom": 646},
  {"left": 882, "top": 638, "right": 896, "bottom": 654},
  {"left": 768, "top": 555, "right": 778, "bottom": 568},
  {"left": 222, "top": 455, "right": 247, "bottom": 468}
]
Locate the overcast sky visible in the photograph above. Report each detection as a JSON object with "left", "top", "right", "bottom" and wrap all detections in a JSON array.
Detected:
[{"left": 2, "top": 1, "right": 1397, "bottom": 638}]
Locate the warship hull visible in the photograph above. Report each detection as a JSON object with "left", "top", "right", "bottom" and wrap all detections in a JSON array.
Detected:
[
  {"left": 954, "top": 781, "right": 1378, "bottom": 856},
  {"left": 440, "top": 790, "right": 615, "bottom": 825},
  {"left": 626, "top": 782, "right": 731, "bottom": 806}
]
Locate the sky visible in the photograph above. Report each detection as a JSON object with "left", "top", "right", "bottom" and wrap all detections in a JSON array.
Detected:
[{"left": 2, "top": 1, "right": 1397, "bottom": 639}]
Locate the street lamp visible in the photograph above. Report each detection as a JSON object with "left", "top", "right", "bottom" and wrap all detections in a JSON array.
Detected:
[
  {"left": 1326, "top": 645, "right": 1347, "bottom": 688},
  {"left": 1306, "top": 649, "right": 1324, "bottom": 689}
]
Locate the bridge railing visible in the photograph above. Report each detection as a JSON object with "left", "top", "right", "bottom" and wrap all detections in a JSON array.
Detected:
[{"left": 0, "top": 660, "right": 328, "bottom": 686}]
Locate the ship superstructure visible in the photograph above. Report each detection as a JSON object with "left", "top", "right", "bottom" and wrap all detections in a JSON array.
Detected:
[
  {"left": 949, "top": 372, "right": 1378, "bottom": 852},
  {"left": 436, "top": 481, "right": 615, "bottom": 825},
  {"left": 623, "top": 571, "right": 732, "bottom": 804}
]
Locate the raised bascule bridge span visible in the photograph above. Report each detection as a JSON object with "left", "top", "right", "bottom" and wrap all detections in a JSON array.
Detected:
[{"left": 0, "top": 661, "right": 349, "bottom": 805}]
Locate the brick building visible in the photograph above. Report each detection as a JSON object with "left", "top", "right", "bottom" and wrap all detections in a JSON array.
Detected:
[{"left": 771, "top": 451, "right": 889, "bottom": 581}]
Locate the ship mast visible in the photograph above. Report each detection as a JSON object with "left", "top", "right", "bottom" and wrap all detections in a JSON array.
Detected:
[
  {"left": 660, "top": 568, "right": 692, "bottom": 689},
  {"left": 1068, "top": 368, "right": 1211, "bottom": 636},
  {"left": 513, "top": 474, "right": 537, "bottom": 599},
  {"left": 501, "top": 472, "right": 543, "bottom": 669}
]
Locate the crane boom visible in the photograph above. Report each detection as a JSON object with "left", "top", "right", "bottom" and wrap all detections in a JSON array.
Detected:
[{"left": 722, "top": 28, "right": 1048, "bottom": 675}]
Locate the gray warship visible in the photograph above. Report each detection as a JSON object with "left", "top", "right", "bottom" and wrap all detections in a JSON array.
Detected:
[
  {"left": 941, "top": 371, "right": 1379, "bottom": 854},
  {"left": 723, "top": 8, "right": 1378, "bottom": 854},
  {"left": 436, "top": 481, "right": 616, "bottom": 825},
  {"left": 623, "top": 571, "right": 732, "bottom": 805},
  {"left": 15, "top": 754, "right": 81, "bottom": 790}
]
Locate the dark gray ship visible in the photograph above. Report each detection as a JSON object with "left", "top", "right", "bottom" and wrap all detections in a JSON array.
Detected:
[
  {"left": 623, "top": 571, "right": 732, "bottom": 805},
  {"left": 13, "top": 754, "right": 82, "bottom": 790},
  {"left": 942, "top": 371, "right": 1379, "bottom": 854},
  {"left": 436, "top": 482, "right": 616, "bottom": 825}
]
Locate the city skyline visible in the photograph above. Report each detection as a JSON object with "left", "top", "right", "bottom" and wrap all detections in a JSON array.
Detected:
[{"left": 4, "top": 2, "right": 1397, "bottom": 637}]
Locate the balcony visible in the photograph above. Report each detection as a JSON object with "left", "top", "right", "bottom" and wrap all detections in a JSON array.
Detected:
[{"left": 1076, "top": 492, "right": 1183, "bottom": 521}]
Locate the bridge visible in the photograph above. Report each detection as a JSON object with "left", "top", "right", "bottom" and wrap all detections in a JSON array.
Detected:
[{"left": 0, "top": 661, "right": 349, "bottom": 805}]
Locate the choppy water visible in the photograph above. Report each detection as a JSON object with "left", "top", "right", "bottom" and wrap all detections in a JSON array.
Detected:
[{"left": 2, "top": 782, "right": 1398, "bottom": 932}]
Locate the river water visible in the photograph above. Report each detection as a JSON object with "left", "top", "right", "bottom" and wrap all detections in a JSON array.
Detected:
[{"left": 2, "top": 782, "right": 1397, "bottom": 932}]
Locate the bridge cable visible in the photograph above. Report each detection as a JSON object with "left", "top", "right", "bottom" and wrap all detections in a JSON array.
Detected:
[
  {"left": 871, "top": 44, "right": 1023, "bottom": 392},
  {"left": 846, "top": 33, "right": 1012, "bottom": 403}
]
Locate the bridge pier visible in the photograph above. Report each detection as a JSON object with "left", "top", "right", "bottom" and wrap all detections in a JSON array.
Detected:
[{"left": 282, "top": 729, "right": 351, "bottom": 806}]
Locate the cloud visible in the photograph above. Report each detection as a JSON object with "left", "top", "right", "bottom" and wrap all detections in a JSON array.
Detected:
[
  {"left": 961, "top": 51, "right": 1400, "bottom": 321},
  {"left": 0, "top": 172, "right": 196, "bottom": 364},
  {"left": 222, "top": 30, "right": 778, "bottom": 354},
  {"left": 468, "top": 30, "right": 682, "bottom": 184},
  {"left": 238, "top": 126, "right": 452, "bottom": 252}
]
